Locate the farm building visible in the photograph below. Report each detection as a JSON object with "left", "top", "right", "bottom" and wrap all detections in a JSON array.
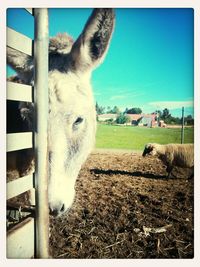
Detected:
[
  {"left": 98, "top": 113, "right": 118, "bottom": 122},
  {"left": 98, "top": 113, "right": 158, "bottom": 127},
  {"left": 127, "top": 113, "right": 158, "bottom": 127}
]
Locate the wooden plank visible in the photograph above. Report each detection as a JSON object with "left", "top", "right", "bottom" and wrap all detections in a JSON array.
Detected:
[
  {"left": 7, "top": 27, "right": 32, "bottom": 56},
  {"left": 7, "top": 82, "right": 33, "bottom": 102},
  {"left": 7, "top": 217, "right": 34, "bottom": 259},
  {"left": 7, "top": 174, "right": 34, "bottom": 200},
  {"left": 7, "top": 202, "right": 35, "bottom": 213},
  {"left": 7, "top": 133, "right": 33, "bottom": 152}
]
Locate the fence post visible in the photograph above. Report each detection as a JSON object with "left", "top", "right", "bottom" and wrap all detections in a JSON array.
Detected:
[
  {"left": 181, "top": 106, "right": 184, "bottom": 144},
  {"left": 34, "top": 8, "right": 49, "bottom": 258}
]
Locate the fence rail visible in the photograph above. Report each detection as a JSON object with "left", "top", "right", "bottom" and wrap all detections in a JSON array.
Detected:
[
  {"left": 7, "top": 27, "right": 32, "bottom": 55},
  {"left": 7, "top": 132, "right": 33, "bottom": 152},
  {"left": 7, "top": 82, "right": 33, "bottom": 102},
  {"left": 7, "top": 217, "right": 35, "bottom": 259},
  {"left": 7, "top": 174, "right": 34, "bottom": 200}
]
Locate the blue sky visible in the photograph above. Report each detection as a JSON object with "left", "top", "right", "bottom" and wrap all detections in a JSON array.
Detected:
[{"left": 7, "top": 8, "right": 194, "bottom": 117}]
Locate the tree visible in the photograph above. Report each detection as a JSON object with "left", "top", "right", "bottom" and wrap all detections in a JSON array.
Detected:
[
  {"left": 124, "top": 107, "right": 129, "bottom": 114},
  {"left": 110, "top": 106, "right": 120, "bottom": 114},
  {"left": 126, "top": 107, "right": 142, "bottom": 114},
  {"left": 95, "top": 102, "right": 105, "bottom": 115},
  {"left": 185, "top": 115, "right": 194, "bottom": 125},
  {"left": 116, "top": 113, "right": 131, "bottom": 124},
  {"left": 166, "top": 116, "right": 181, "bottom": 125},
  {"left": 106, "top": 106, "right": 111, "bottom": 113},
  {"left": 155, "top": 110, "right": 162, "bottom": 118},
  {"left": 161, "top": 108, "right": 171, "bottom": 120},
  {"left": 157, "top": 109, "right": 194, "bottom": 125}
]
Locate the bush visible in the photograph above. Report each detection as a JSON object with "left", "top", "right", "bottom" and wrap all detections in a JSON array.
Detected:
[
  {"left": 105, "top": 118, "right": 114, "bottom": 125},
  {"left": 116, "top": 113, "right": 131, "bottom": 124}
]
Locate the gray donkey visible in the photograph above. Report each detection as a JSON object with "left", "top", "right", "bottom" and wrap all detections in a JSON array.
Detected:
[{"left": 7, "top": 9, "right": 115, "bottom": 216}]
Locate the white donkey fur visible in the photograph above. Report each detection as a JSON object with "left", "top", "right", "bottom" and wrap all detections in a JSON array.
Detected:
[{"left": 7, "top": 9, "right": 115, "bottom": 216}]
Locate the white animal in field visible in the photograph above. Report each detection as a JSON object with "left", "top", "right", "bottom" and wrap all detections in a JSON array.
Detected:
[
  {"left": 7, "top": 9, "right": 115, "bottom": 216},
  {"left": 142, "top": 143, "right": 194, "bottom": 178}
]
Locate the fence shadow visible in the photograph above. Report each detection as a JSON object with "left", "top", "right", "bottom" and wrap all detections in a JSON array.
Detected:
[{"left": 90, "top": 168, "right": 167, "bottom": 180}]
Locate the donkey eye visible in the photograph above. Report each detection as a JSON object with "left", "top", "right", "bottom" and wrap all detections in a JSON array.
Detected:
[{"left": 74, "top": 117, "right": 84, "bottom": 126}]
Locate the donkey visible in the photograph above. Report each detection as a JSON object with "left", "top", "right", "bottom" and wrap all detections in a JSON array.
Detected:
[{"left": 7, "top": 8, "right": 115, "bottom": 216}]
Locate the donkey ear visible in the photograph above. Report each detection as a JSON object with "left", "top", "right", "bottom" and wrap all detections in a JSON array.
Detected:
[
  {"left": 7, "top": 47, "right": 33, "bottom": 80},
  {"left": 70, "top": 8, "right": 115, "bottom": 71}
]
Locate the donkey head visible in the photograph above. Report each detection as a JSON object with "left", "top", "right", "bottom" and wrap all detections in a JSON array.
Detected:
[{"left": 7, "top": 9, "right": 115, "bottom": 216}]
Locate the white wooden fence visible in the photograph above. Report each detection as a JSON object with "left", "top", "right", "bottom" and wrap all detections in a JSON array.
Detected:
[{"left": 6, "top": 8, "right": 49, "bottom": 259}]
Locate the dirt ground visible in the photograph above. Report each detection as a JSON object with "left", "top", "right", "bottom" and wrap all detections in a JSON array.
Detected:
[{"left": 49, "top": 150, "right": 194, "bottom": 259}]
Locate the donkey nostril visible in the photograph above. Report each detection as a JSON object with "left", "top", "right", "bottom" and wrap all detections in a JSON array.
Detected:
[
  {"left": 60, "top": 204, "right": 65, "bottom": 212},
  {"left": 49, "top": 207, "right": 59, "bottom": 217},
  {"left": 49, "top": 203, "right": 65, "bottom": 217}
]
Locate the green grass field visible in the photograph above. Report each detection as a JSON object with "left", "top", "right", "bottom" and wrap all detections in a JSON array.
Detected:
[{"left": 95, "top": 124, "right": 194, "bottom": 150}]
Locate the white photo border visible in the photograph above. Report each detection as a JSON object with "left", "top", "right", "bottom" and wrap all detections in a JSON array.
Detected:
[{"left": 1, "top": 1, "right": 199, "bottom": 266}]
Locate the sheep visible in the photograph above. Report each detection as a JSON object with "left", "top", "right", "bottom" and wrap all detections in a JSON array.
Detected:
[{"left": 142, "top": 143, "right": 194, "bottom": 178}]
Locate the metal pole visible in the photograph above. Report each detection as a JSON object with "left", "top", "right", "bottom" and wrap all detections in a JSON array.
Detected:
[
  {"left": 34, "top": 8, "right": 49, "bottom": 258},
  {"left": 181, "top": 107, "right": 184, "bottom": 144}
]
